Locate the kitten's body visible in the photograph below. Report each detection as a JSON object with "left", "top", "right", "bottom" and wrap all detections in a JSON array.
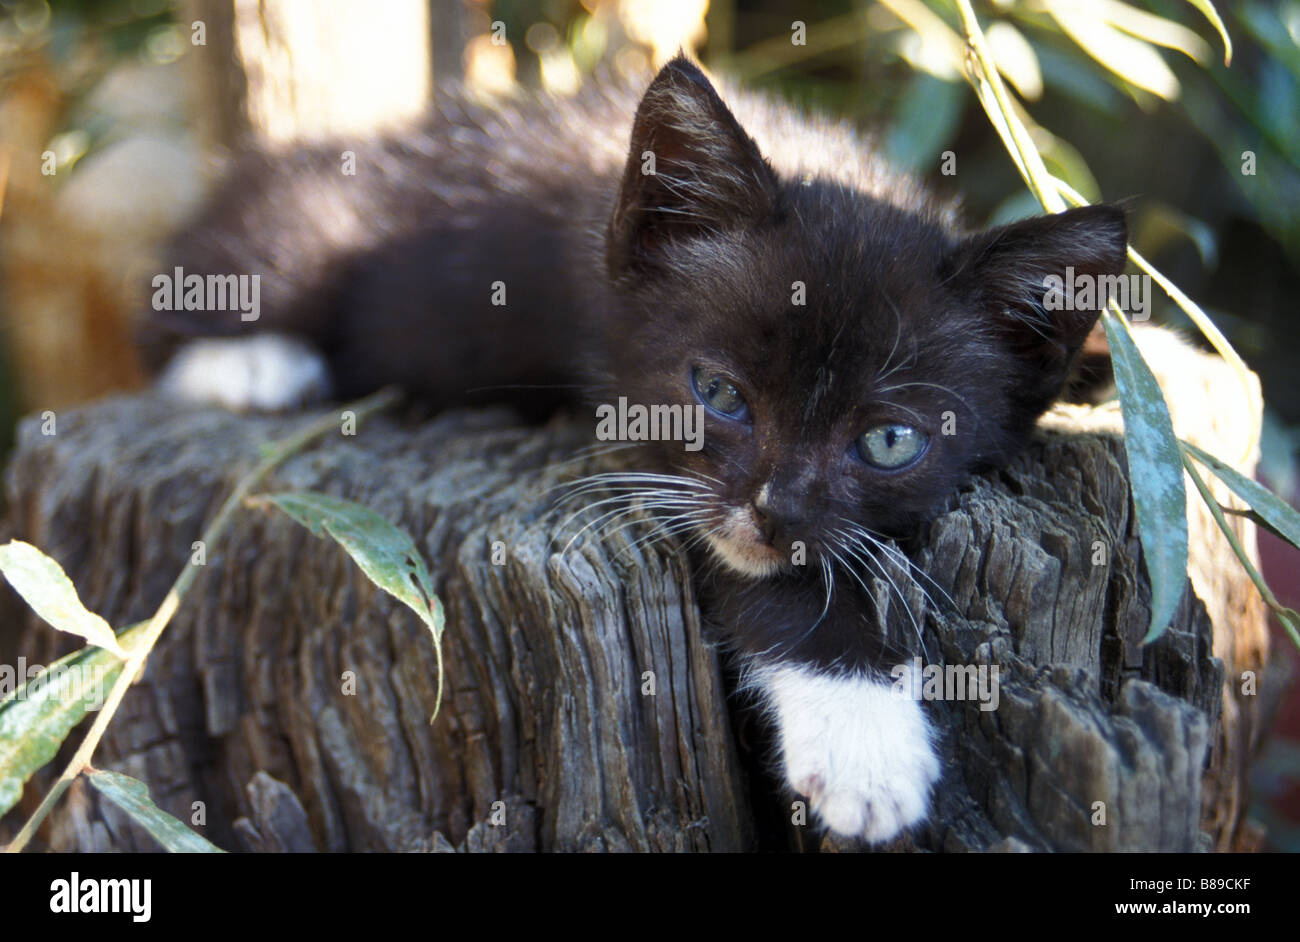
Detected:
[{"left": 141, "top": 57, "right": 1127, "bottom": 844}]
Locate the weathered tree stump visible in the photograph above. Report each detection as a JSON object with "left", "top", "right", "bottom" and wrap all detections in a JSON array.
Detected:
[{"left": 0, "top": 336, "right": 1271, "bottom": 852}]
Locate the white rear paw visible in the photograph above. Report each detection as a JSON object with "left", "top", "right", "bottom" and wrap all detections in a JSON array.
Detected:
[
  {"left": 752, "top": 662, "right": 940, "bottom": 843},
  {"left": 157, "top": 333, "right": 331, "bottom": 411}
]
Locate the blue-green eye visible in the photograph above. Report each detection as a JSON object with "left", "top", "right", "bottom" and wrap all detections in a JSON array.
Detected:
[
  {"left": 692, "top": 367, "right": 748, "bottom": 418},
  {"left": 856, "top": 424, "right": 927, "bottom": 469}
]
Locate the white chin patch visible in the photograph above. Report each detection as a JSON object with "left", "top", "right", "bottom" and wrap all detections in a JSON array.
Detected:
[
  {"left": 704, "top": 505, "right": 785, "bottom": 578},
  {"left": 745, "top": 661, "right": 940, "bottom": 843},
  {"left": 157, "top": 334, "right": 332, "bottom": 412},
  {"left": 705, "top": 533, "right": 783, "bottom": 578}
]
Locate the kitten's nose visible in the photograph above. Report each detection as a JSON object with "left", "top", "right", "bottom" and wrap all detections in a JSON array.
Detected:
[
  {"left": 752, "top": 502, "right": 777, "bottom": 543},
  {"left": 752, "top": 496, "right": 801, "bottom": 545},
  {"left": 753, "top": 484, "right": 803, "bottom": 546}
]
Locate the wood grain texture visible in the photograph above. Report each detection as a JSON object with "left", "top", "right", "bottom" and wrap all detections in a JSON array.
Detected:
[{"left": 0, "top": 339, "right": 1269, "bottom": 851}]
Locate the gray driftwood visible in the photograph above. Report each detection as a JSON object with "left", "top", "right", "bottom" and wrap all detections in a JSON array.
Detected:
[{"left": 0, "top": 339, "right": 1270, "bottom": 851}]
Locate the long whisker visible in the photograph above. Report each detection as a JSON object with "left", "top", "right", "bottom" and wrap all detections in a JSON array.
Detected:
[
  {"left": 817, "top": 555, "right": 833, "bottom": 627},
  {"left": 781, "top": 554, "right": 837, "bottom": 651},
  {"left": 832, "top": 525, "right": 929, "bottom": 660},
  {"left": 553, "top": 469, "right": 717, "bottom": 562},
  {"left": 559, "top": 500, "right": 685, "bottom": 556},
  {"left": 841, "top": 518, "right": 957, "bottom": 613},
  {"left": 596, "top": 502, "right": 708, "bottom": 544},
  {"left": 555, "top": 490, "right": 694, "bottom": 538},
  {"left": 549, "top": 471, "right": 712, "bottom": 499},
  {"left": 609, "top": 508, "right": 715, "bottom": 563}
]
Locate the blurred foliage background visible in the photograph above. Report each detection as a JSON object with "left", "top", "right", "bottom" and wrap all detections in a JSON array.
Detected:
[{"left": 1, "top": 0, "right": 1298, "bottom": 847}]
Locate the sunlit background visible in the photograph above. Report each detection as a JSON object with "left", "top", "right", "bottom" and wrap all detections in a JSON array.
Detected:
[{"left": 1, "top": 0, "right": 1299, "bottom": 848}]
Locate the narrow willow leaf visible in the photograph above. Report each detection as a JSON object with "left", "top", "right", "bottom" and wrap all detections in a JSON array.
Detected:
[
  {"left": 986, "top": 21, "right": 1043, "bottom": 99},
  {"left": 1182, "top": 452, "right": 1300, "bottom": 652},
  {"left": 1102, "top": 310, "right": 1189, "bottom": 644},
  {"left": 1218, "top": 507, "right": 1295, "bottom": 549},
  {"left": 0, "top": 621, "right": 146, "bottom": 817},
  {"left": 86, "top": 770, "right": 225, "bottom": 852},
  {"left": 1099, "top": 0, "right": 1211, "bottom": 64},
  {"left": 258, "top": 493, "right": 442, "bottom": 635},
  {"left": 1182, "top": 0, "right": 1233, "bottom": 65},
  {"left": 0, "top": 541, "right": 126, "bottom": 658},
  {"left": 257, "top": 492, "right": 445, "bottom": 716},
  {"left": 1046, "top": 0, "right": 1181, "bottom": 100},
  {"left": 1183, "top": 441, "right": 1300, "bottom": 551}
]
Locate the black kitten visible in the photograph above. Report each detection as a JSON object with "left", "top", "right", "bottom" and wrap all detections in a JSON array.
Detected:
[{"left": 140, "top": 56, "right": 1127, "bottom": 842}]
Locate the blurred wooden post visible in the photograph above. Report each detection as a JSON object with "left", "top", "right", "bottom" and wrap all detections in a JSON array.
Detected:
[{"left": 185, "top": 0, "right": 434, "bottom": 146}]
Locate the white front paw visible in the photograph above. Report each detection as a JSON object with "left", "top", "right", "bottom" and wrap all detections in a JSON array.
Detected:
[
  {"left": 158, "top": 333, "right": 331, "bottom": 411},
  {"left": 754, "top": 662, "right": 940, "bottom": 843},
  {"left": 784, "top": 712, "right": 939, "bottom": 842}
]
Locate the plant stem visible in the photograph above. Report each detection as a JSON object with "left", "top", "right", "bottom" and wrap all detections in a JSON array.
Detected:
[{"left": 954, "top": 0, "right": 1065, "bottom": 213}]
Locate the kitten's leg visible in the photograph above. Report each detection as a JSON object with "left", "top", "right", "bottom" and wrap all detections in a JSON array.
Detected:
[
  {"left": 156, "top": 333, "right": 332, "bottom": 411},
  {"left": 747, "top": 659, "right": 940, "bottom": 843}
]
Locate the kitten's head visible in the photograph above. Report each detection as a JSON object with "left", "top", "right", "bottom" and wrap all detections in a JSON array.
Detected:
[{"left": 602, "top": 56, "right": 1127, "bottom": 579}]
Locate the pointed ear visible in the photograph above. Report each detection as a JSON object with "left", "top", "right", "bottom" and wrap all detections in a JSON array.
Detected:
[
  {"left": 947, "top": 204, "right": 1128, "bottom": 413},
  {"left": 607, "top": 55, "right": 779, "bottom": 276}
]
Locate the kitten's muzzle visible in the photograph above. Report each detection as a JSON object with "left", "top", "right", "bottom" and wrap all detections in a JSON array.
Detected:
[{"left": 706, "top": 504, "right": 787, "bottom": 578}]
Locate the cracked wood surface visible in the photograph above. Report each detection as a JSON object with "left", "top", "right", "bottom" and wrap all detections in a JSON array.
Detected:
[{"left": 0, "top": 335, "right": 1270, "bottom": 851}]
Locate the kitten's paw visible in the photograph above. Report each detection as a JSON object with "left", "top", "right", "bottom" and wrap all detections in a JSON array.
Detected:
[
  {"left": 157, "top": 333, "right": 331, "bottom": 411},
  {"left": 786, "top": 730, "right": 938, "bottom": 842},
  {"left": 754, "top": 663, "right": 940, "bottom": 843}
]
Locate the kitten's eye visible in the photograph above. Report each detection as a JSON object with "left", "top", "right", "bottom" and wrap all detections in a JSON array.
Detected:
[
  {"left": 692, "top": 367, "right": 748, "bottom": 418},
  {"left": 856, "top": 424, "right": 928, "bottom": 470}
]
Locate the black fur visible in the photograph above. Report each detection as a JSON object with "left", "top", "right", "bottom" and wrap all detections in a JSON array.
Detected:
[{"left": 140, "top": 55, "right": 1128, "bottom": 672}]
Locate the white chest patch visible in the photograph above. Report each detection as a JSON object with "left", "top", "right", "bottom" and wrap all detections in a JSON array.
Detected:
[
  {"left": 745, "top": 660, "right": 941, "bottom": 843},
  {"left": 157, "top": 334, "right": 331, "bottom": 411}
]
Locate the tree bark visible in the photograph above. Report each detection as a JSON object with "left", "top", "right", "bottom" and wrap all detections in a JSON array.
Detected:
[{"left": 0, "top": 333, "right": 1274, "bottom": 852}]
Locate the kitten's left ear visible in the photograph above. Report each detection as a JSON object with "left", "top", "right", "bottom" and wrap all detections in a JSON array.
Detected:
[
  {"left": 947, "top": 204, "right": 1128, "bottom": 413},
  {"left": 607, "top": 54, "right": 779, "bottom": 277}
]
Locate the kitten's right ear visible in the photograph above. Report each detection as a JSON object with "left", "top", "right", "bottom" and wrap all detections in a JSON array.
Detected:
[
  {"left": 947, "top": 203, "right": 1128, "bottom": 416},
  {"left": 607, "top": 54, "right": 779, "bottom": 276}
]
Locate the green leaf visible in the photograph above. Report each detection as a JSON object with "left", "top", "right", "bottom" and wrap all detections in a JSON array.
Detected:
[
  {"left": 1047, "top": 0, "right": 1181, "bottom": 100},
  {"left": 1102, "top": 310, "right": 1189, "bottom": 644},
  {"left": 1182, "top": 0, "right": 1232, "bottom": 66},
  {"left": 86, "top": 769, "right": 225, "bottom": 852},
  {"left": 1182, "top": 451, "right": 1300, "bottom": 653},
  {"left": 0, "top": 541, "right": 127, "bottom": 658},
  {"left": 1218, "top": 506, "right": 1299, "bottom": 551},
  {"left": 1183, "top": 441, "right": 1300, "bottom": 551},
  {"left": 0, "top": 621, "right": 145, "bottom": 817},
  {"left": 986, "top": 21, "right": 1043, "bottom": 100},
  {"left": 256, "top": 492, "right": 445, "bottom": 716},
  {"left": 1099, "top": 0, "right": 1211, "bottom": 64}
]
